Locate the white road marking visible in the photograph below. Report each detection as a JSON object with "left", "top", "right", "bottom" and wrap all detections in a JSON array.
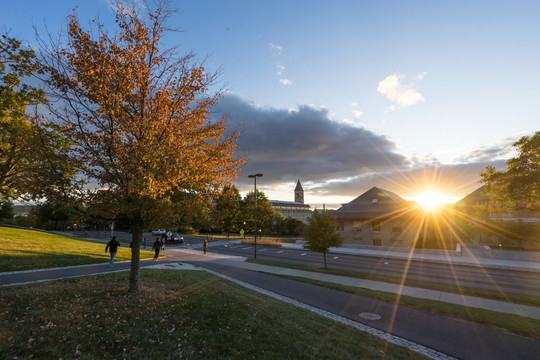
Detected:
[
  {"left": 333, "top": 256, "right": 339, "bottom": 259},
  {"left": 301, "top": 253, "right": 307, "bottom": 256},
  {"left": 276, "top": 250, "right": 284, "bottom": 254}
]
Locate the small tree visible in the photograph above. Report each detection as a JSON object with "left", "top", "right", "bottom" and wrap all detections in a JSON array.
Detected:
[{"left": 303, "top": 210, "right": 343, "bottom": 269}]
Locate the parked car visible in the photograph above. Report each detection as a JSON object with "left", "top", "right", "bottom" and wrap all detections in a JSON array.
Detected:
[
  {"left": 168, "top": 233, "right": 184, "bottom": 244},
  {"left": 151, "top": 228, "right": 166, "bottom": 236}
]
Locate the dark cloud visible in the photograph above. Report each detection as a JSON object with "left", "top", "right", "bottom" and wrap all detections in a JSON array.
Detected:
[
  {"left": 215, "top": 94, "right": 512, "bottom": 203},
  {"left": 217, "top": 94, "right": 409, "bottom": 186}
]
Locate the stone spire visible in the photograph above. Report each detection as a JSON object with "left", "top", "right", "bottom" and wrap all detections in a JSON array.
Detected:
[{"left": 294, "top": 179, "right": 304, "bottom": 204}]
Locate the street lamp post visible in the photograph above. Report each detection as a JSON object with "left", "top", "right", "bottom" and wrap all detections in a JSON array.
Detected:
[{"left": 248, "top": 173, "right": 263, "bottom": 259}]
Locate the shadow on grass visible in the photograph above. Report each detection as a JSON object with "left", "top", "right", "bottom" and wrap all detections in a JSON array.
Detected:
[{"left": 0, "top": 253, "right": 111, "bottom": 272}]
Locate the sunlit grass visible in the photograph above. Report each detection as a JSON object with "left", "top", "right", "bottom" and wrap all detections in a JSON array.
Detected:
[
  {"left": 0, "top": 227, "right": 154, "bottom": 272},
  {"left": 241, "top": 237, "right": 283, "bottom": 247},
  {"left": 0, "top": 270, "right": 428, "bottom": 360}
]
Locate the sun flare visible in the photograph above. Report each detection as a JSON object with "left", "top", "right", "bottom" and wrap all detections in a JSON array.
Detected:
[{"left": 415, "top": 192, "right": 448, "bottom": 210}]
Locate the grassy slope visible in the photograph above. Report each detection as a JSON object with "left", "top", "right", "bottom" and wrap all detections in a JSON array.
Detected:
[
  {"left": 0, "top": 227, "right": 154, "bottom": 272},
  {"left": 0, "top": 270, "right": 427, "bottom": 360}
]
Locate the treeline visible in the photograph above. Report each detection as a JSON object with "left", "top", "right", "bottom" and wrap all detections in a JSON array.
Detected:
[{"left": 0, "top": 186, "right": 306, "bottom": 237}]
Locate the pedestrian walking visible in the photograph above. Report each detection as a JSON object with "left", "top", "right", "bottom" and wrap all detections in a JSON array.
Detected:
[
  {"left": 152, "top": 238, "right": 162, "bottom": 261},
  {"left": 105, "top": 236, "right": 121, "bottom": 267},
  {"left": 203, "top": 239, "right": 208, "bottom": 254},
  {"left": 143, "top": 237, "right": 147, "bottom": 250}
]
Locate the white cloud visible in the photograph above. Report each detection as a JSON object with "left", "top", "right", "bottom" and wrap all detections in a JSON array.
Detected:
[
  {"left": 352, "top": 110, "right": 364, "bottom": 119},
  {"left": 416, "top": 72, "right": 427, "bottom": 80},
  {"left": 279, "top": 79, "right": 292, "bottom": 86},
  {"left": 269, "top": 42, "right": 283, "bottom": 53},
  {"left": 350, "top": 101, "right": 358, "bottom": 107},
  {"left": 276, "top": 64, "right": 285, "bottom": 75},
  {"left": 398, "top": 89, "right": 425, "bottom": 106},
  {"left": 377, "top": 74, "right": 425, "bottom": 107}
]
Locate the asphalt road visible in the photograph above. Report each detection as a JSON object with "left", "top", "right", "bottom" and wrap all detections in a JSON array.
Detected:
[
  {"left": 198, "top": 241, "right": 540, "bottom": 296},
  {"left": 77, "top": 231, "right": 540, "bottom": 296}
]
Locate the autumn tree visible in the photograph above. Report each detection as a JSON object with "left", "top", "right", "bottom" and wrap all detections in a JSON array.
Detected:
[
  {"left": 37, "top": 0, "right": 243, "bottom": 293},
  {"left": 0, "top": 34, "right": 73, "bottom": 202},
  {"left": 303, "top": 210, "right": 343, "bottom": 269},
  {"left": 480, "top": 131, "right": 540, "bottom": 210}
]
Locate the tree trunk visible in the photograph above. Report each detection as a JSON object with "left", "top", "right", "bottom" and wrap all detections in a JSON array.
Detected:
[
  {"left": 128, "top": 218, "right": 143, "bottom": 294},
  {"left": 323, "top": 250, "right": 327, "bottom": 269}
]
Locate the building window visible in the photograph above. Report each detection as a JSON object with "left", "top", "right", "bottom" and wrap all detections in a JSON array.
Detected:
[
  {"left": 371, "top": 220, "right": 381, "bottom": 232},
  {"left": 372, "top": 239, "right": 382, "bottom": 246},
  {"left": 391, "top": 226, "right": 402, "bottom": 233}
]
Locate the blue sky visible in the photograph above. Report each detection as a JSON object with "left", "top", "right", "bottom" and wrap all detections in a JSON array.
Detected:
[{"left": 2, "top": 0, "right": 539, "bottom": 208}]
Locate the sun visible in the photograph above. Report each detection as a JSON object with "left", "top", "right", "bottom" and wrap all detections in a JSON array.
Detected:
[{"left": 415, "top": 192, "right": 448, "bottom": 210}]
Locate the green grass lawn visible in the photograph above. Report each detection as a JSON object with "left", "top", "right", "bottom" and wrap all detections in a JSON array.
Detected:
[
  {"left": 0, "top": 270, "right": 428, "bottom": 360},
  {"left": 0, "top": 227, "right": 154, "bottom": 272}
]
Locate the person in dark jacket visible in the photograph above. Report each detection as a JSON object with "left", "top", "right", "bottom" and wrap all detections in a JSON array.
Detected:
[
  {"left": 105, "top": 236, "right": 121, "bottom": 266},
  {"left": 152, "top": 238, "right": 162, "bottom": 261}
]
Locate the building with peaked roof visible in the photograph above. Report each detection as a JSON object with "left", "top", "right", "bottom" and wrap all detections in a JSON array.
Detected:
[
  {"left": 270, "top": 180, "right": 312, "bottom": 223},
  {"left": 456, "top": 186, "right": 490, "bottom": 208},
  {"left": 333, "top": 186, "right": 420, "bottom": 246}
]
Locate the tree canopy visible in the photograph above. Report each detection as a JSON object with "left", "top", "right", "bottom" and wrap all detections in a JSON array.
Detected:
[
  {"left": 0, "top": 34, "right": 73, "bottom": 201},
  {"left": 303, "top": 210, "right": 343, "bottom": 269},
  {"left": 480, "top": 131, "right": 540, "bottom": 210},
  {"left": 242, "top": 190, "right": 276, "bottom": 234},
  {"left": 213, "top": 185, "right": 242, "bottom": 236},
  {"left": 36, "top": 0, "right": 244, "bottom": 292}
]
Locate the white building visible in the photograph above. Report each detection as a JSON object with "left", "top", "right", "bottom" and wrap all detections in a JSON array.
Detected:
[{"left": 270, "top": 180, "right": 312, "bottom": 223}]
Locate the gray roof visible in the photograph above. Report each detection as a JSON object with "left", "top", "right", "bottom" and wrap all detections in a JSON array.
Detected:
[
  {"left": 295, "top": 179, "right": 303, "bottom": 192},
  {"left": 334, "top": 186, "right": 415, "bottom": 220},
  {"left": 270, "top": 200, "right": 310, "bottom": 209}
]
